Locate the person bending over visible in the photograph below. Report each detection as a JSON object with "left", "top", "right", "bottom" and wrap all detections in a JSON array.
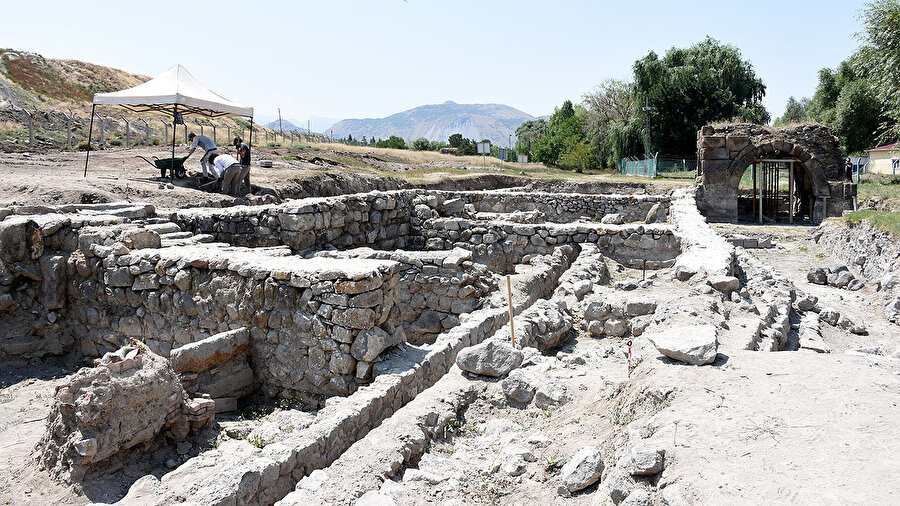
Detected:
[
  {"left": 208, "top": 152, "right": 243, "bottom": 196},
  {"left": 185, "top": 132, "right": 219, "bottom": 178}
]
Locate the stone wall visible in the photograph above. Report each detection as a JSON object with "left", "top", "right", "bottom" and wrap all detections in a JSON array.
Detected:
[
  {"left": 172, "top": 190, "right": 421, "bottom": 251},
  {"left": 696, "top": 123, "right": 855, "bottom": 223},
  {"left": 812, "top": 219, "right": 900, "bottom": 322},
  {"left": 69, "top": 238, "right": 416, "bottom": 398},
  {"left": 421, "top": 217, "right": 680, "bottom": 272},
  {"left": 0, "top": 207, "right": 154, "bottom": 361},
  {"left": 432, "top": 190, "right": 669, "bottom": 223},
  {"left": 313, "top": 248, "right": 496, "bottom": 344}
]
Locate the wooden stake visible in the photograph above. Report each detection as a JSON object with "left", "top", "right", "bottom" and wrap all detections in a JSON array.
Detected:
[{"left": 506, "top": 275, "right": 515, "bottom": 348}]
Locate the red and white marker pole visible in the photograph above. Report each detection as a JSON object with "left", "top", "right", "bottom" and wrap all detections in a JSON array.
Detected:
[{"left": 627, "top": 340, "right": 633, "bottom": 378}]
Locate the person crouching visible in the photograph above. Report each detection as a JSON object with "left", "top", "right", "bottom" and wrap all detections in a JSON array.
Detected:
[{"left": 207, "top": 152, "right": 243, "bottom": 196}]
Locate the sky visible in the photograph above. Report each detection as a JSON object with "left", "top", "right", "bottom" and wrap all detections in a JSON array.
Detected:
[{"left": 1, "top": 0, "right": 868, "bottom": 128}]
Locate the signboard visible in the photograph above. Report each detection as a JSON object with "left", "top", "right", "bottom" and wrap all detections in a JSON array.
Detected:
[
  {"left": 518, "top": 154, "right": 529, "bottom": 163},
  {"left": 477, "top": 141, "right": 491, "bottom": 155},
  {"left": 498, "top": 147, "right": 508, "bottom": 161},
  {"left": 173, "top": 112, "right": 184, "bottom": 125}
]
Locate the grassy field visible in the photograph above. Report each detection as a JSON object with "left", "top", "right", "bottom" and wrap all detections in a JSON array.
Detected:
[{"left": 857, "top": 175, "right": 900, "bottom": 204}]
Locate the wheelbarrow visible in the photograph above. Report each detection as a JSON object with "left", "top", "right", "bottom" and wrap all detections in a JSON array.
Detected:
[{"left": 134, "top": 155, "right": 188, "bottom": 179}]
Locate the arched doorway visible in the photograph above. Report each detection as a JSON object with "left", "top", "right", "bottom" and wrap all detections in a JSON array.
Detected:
[
  {"left": 734, "top": 158, "right": 814, "bottom": 223},
  {"left": 696, "top": 123, "right": 850, "bottom": 224}
]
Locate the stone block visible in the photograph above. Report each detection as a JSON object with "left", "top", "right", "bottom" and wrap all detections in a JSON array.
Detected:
[
  {"left": 701, "top": 148, "right": 730, "bottom": 160},
  {"left": 701, "top": 136, "right": 726, "bottom": 149},
  {"left": 169, "top": 327, "right": 250, "bottom": 373},
  {"left": 725, "top": 135, "right": 749, "bottom": 151}
]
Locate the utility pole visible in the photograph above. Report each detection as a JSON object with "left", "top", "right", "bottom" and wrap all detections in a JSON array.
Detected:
[
  {"left": 278, "top": 108, "right": 284, "bottom": 137},
  {"left": 642, "top": 97, "right": 655, "bottom": 158}
]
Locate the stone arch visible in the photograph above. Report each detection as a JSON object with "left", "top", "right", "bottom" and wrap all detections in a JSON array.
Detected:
[
  {"left": 722, "top": 141, "right": 829, "bottom": 199},
  {"left": 696, "top": 123, "right": 853, "bottom": 223}
]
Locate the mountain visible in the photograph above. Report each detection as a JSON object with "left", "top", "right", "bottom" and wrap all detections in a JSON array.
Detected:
[
  {"left": 265, "top": 119, "right": 305, "bottom": 132},
  {"left": 327, "top": 101, "right": 534, "bottom": 146}
]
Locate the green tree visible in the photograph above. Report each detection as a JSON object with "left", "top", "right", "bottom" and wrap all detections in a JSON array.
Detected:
[
  {"left": 429, "top": 140, "right": 447, "bottom": 151},
  {"left": 412, "top": 137, "right": 430, "bottom": 151},
  {"left": 633, "top": 37, "right": 769, "bottom": 156},
  {"left": 448, "top": 133, "right": 463, "bottom": 148},
  {"left": 858, "top": 0, "right": 900, "bottom": 141},
  {"left": 532, "top": 100, "right": 587, "bottom": 166},
  {"left": 558, "top": 139, "right": 594, "bottom": 173},
  {"left": 514, "top": 119, "right": 546, "bottom": 156},
  {"left": 807, "top": 57, "right": 882, "bottom": 153},
  {"left": 375, "top": 135, "right": 407, "bottom": 149},
  {"left": 774, "top": 96, "right": 811, "bottom": 126},
  {"left": 583, "top": 79, "right": 635, "bottom": 166}
]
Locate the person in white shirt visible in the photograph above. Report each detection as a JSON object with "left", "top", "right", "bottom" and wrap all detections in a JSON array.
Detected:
[
  {"left": 208, "top": 153, "right": 243, "bottom": 196},
  {"left": 185, "top": 132, "right": 219, "bottom": 178}
]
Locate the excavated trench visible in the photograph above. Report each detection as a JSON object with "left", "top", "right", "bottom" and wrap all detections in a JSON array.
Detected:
[{"left": 1, "top": 184, "right": 805, "bottom": 505}]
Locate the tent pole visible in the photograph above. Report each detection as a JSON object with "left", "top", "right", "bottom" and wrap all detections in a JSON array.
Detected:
[
  {"left": 83, "top": 104, "right": 96, "bottom": 177},
  {"left": 171, "top": 104, "right": 177, "bottom": 182},
  {"left": 248, "top": 117, "right": 253, "bottom": 149}
]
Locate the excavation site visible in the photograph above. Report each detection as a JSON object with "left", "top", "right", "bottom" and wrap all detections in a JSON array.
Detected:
[{"left": 1, "top": 133, "right": 899, "bottom": 506}]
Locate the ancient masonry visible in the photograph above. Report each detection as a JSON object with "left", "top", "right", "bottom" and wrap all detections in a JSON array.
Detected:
[
  {"left": 0, "top": 182, "right": 839, "bottom": 505},
  {"left": 696, "top": 123, "right": 856, "bottom": 223}
]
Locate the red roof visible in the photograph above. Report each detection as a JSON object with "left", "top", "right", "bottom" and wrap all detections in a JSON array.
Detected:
[{"left": 868, "top": 141, "right": 898, "bottom": 152}]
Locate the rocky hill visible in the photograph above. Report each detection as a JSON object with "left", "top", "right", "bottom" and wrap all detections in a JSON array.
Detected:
[
  {"left": 0, "top": 49, "right": 147, "bottom": 108},
  {"left": 328, "top": 101, "right": 535, "bottom": 146}
]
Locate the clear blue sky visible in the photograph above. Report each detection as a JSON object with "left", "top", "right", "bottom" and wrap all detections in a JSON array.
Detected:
[{"left": 1, "top": 0, "right": 867, "bottom": 126}]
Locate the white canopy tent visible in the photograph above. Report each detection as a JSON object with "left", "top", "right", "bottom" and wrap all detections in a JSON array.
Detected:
[{"left": 84, "top": 64, "right": 254, "bottom": 177}]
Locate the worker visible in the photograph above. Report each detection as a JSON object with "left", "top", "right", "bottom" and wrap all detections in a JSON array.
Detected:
[
  {"left": 208, "top": 152, "right": 243, "bottom": 196},
  {"left": 233, "top": 136, "right": 251, "bottom": 195},
  {"left": 185, "top": 132, "right": 219, "bottom": 179}
]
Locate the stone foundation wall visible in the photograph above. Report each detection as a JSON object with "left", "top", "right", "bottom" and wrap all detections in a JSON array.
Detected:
[
  {"left": 433, "top": 190, "right": 669, "bottom": 223},
  {"left": 421, "top": 217, "right": 680, "bottom": 272},
  {"left": 313, "top": 248, "right": 496, "bottom": 344},
  {"left": 812, "top": 219, "right": 900, "bottom": 321},
  {"left": 0, "top": 208, "right": 153, "bottom": 361},
  {"left": 172, "top": 190, "right": 422, "bottom": 252},
  {"left": 69, "top": 239, "right": 405, "bottom": 397}
]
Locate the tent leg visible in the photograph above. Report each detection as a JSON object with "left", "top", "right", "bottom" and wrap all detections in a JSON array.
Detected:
[
  {"left": 248, "top": 117, "right": 253, "bottom": 149},
  {"left": 171, "top": 105, "right": 177, "bottom": 183},
  {"left": 83, "top": 104, "right": 96, "bottom": 177}
]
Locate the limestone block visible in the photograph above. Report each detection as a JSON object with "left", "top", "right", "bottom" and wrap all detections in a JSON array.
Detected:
[
  {"left": 0, "top": 218, "right": 43, "bottom": 263},
  {"left": 123, "top": 229, "right": 161, "bottom": 250},
  {"left": 629, "top": 447, "right": 665, "bottom": 475},
  {"left": 645, "top": 324, "right": 718, "bottom": 365},
  {"left": 332, "top": 307, "right": 376, "bottom": 329},
  {"left": 350, "top": 326, "right": 402, "bottom": 362},
  {"left": 560, "top": 446, "right": 604, "bottom": 492},
  {"left": 456, "top": 340, "right": 523, "bottom": 377},
  {"left": 169, "top": 327, "right": 250, "bottom": 373},
  {"left": 701, "top": 136, "right": 726, "bottom": 149},
  {"left": 40, "top": 254, "right": 67, "bottom": 310}
]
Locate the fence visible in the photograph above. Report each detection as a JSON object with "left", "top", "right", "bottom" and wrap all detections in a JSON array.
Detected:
[
  {"left": 619, "top": 154, "right": 697, "bottom": 179},
  {"left": 0, "top": 104, "right": 329, "bottom": 151}
]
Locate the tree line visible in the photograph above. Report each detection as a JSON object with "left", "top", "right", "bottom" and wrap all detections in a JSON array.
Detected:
[{"left": 512, "top": 0, "right": 900, "bottom": 171}]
